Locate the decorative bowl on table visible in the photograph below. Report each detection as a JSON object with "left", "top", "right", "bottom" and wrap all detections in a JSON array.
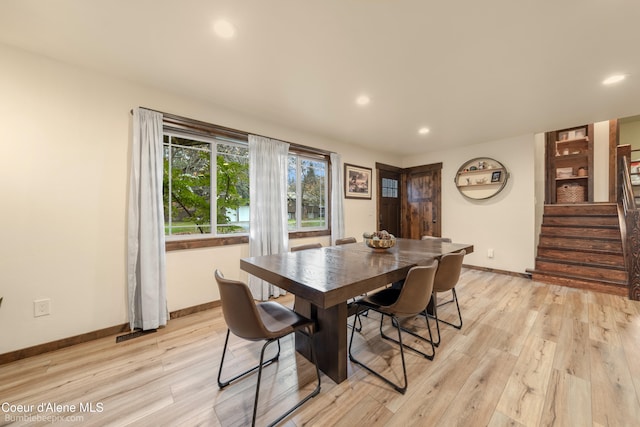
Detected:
[{"left": 363, "top": 230, "right": 396, "bottom": 251}]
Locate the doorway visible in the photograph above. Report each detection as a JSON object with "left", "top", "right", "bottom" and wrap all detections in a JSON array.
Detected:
[
  {"left": 404, "top": 163, "right": 442, "bottom": 239},
  {"left": 376, "top": 162, "right": 442, "bottom": 239},
  {"left": 376, "top": 163, "right": 402, "bottom": 236}
]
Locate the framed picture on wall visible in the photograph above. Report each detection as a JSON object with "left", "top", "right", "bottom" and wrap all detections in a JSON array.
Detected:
[{"left": 344, "top": 163, "right": 372, "bottom": 199}]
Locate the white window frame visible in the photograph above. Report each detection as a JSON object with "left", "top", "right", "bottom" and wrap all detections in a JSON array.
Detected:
[{"left": 288, "top": 153, "right": 329, "bottom": 232}]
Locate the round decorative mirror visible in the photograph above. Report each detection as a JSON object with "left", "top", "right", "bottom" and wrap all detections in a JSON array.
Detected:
[{"left": 455, "top": 157, "right": 509, "bottom": 200}]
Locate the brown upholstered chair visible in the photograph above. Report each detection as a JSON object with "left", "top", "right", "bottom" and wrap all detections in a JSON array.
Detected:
[
  {"left": 348, "top": 262, "right": 438, "bottom": 394},
  {"left": 335, "top": 237, "right": 357, "bottom": 245},
  {"left": 429, "top": 250, "right": 466, "bottom": 346},
  {"left": 290, "top": 242, "right": 322, "bottom": 251},
  {"left": 421, "top": 235, "right": 452, "bottom": 243},
  {"left": 215, "top": 270, "right": 321, "bottom": 426}
]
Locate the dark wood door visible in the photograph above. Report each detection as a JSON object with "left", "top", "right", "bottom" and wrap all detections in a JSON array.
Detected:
[
  {"left": 404, "top": 163, "right": 442, "bottom": 239},
  {"left": 376, "top": 163, "right": 402, "bottom": 236}
]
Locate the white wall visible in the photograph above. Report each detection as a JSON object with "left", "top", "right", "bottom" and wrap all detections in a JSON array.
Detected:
[
  {"left": 402, "top": 134, "right": 537, "bottom": 273},
  {"left": 0, "top": 43, "right": 398, "bottom": 354},
  {"left": 534, "top": 132, "right": 546, "bottom": 252},
  {"left": 593, "top": 121, "right": 611, "bottom": 202}
]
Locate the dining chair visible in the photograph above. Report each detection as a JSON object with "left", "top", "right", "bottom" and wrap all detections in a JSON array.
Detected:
[
  {"left": 421, "top": 235, "right": 452, "bottom": 243},
  {"left": 214, "top": 270, "right": 321, "bottom": 427},
  {"left": 290, "top": 242, "right": 322, "bottom": 251},
  {"left": 335, "top": 236, "right": 357, "bottom": 245},
  {"left": 429, "top": 249, "right": 466, "bottom": 347},
  {"left": 348, "top": 262, "right": 438, "bottom": 394}
]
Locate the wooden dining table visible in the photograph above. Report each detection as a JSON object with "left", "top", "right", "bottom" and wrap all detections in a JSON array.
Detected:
[{"left": 240, "top": 238, "right": 473, "bottom": 384}]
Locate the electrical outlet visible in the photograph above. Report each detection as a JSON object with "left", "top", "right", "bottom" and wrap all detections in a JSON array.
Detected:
[{"left": 34, "top": 299, "right": 51, "bottom": 317}]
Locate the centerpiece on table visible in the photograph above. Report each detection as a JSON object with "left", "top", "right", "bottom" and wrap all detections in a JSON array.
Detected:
[{"left": 363, "top": 230, "right": 396, "bottom": 251}]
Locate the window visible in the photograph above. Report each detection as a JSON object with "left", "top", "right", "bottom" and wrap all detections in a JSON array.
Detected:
[
  {"left": 159, "top": 110, "right": 331, "bottom": 247},
  {"left": 381, "top": 177, "right": 398, "bottom": 198},
  {"left": 288, "top": 154, "right": 328, "bottom": 231},
  {"left": 163, "top": 133, "right": 249, "bottom": 237}
]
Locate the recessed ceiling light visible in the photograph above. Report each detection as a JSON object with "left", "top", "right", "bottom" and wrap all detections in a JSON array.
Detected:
[
  {"left": 213, "top": 19, "right": 236, "bottom": 39},
  {"left": 418, "top": 127, "right": 430, "bottom": 135},
  {"left": 602, "top": 74, "right": 626, "bottom": 85},
  {"left": 355, "top": 95, "right": 370, "bottom": 106}
]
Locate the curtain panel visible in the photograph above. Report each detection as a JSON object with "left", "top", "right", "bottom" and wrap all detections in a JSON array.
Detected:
[
  {"left": 330, "top": 152, "right": 345, "bottom": 244},
  {"left": 248, "top": 135, "right": 290, "bottom": 300},
  {"left": 127, "top": 107, "right": 168, "bottom": 330}
]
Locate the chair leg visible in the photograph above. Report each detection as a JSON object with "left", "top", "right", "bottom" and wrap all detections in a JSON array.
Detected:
[
  {"left": 382, "top": 312, "right": 436, "bottom": 360},
  {"left": 266, "top": 328, "right": 321, "bottom": 427},
  {"left": 217, "top": 329, "right": 281, "bottom": 389},
  {"left": 348, "top": 311, "right": 409, "bottom": 394},
  {"left": 348, "top": 300, "right": 367, "bottom": 332},
  {"left": 430, "top": 288, "right": 463, "bottom": 330},
  {"left": 348, "top": 308, "right": 364, "bottom": 332},
  {"left": 355, "top": 310, "right": 363, "bottom": 332},
  {"left": 432, "top": 300, "right": 442, "bottom": 347}
]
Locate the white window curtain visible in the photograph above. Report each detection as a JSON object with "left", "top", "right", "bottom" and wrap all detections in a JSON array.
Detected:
[
  {"left": 248, "top": 135, "right": 290, "bottom": 300},
  {"left": 127, "top": 107, "right": 168, "bottom": 330},
  {"left": 330, "top": 152, "right": 345, "bottom": 244}
]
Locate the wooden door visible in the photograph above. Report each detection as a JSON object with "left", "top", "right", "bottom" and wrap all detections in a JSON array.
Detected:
[
  {"left": 376, "top": 163, "right": 402, "bottom": 236},
  {"left": 404, "top": 163, "right": 442, "bottom": 239}
]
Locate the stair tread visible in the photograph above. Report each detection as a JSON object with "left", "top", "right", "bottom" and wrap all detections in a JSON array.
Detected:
[
  {"left": 539, "top": 233, "right": 621, "bottom": 242},
  {"left": 536, "top": 245, "right": 623, "bottom": 256},
  {"left": 530, "top": 269, "right": 627, "bottom": 286},
  {"left": 535, "top": 257, "right": 625, "bottom": 271},
  {"left": 542, "top": 223, "right": 619, "bottom": 229},
  {"left": 543, "top": 203, "right": 618, "bottom": 216},
  {"left": 544, "top": 215, "right": 618, "bottom": 218}
]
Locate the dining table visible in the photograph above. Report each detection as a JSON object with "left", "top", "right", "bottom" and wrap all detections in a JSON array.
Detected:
[{"left": 240, "top": 238, "right": 473, "bottom": 384}]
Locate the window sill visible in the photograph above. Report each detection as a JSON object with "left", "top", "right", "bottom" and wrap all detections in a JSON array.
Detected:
[
  {"left": 165, "top": 229, "right": 330, "bottom": 251},
  {"left": 166, "top": 235, "right": 249, "bottom": 251}
]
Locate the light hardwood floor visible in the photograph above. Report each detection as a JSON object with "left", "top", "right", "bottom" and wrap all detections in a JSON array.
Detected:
[{"left": 2, "top": 269, "right": 640, "bottom": 426}]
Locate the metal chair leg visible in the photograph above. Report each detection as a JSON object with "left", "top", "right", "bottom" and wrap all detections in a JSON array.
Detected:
[
  {"left": 348, "top": 301, "right": 367, "bottom": 332},
  {"left": 217, "top": 329, "right": 281, "bottom": 388},
  {"left": 381, "top": 311, "right": 436, "bottom": 360},
  {"left": 220, "top": 329, "right": 321, "bottom": 427},
  {"left": 266, "top": 328, "right": 321, "bottom": 427},
  {"left": 348, "top": 311, "right": 409, "bottom": 394},
  {"left": 429, "top": 288, "right": 463, "bottom": 330}
]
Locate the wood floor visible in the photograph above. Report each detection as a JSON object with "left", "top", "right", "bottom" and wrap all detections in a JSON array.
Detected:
[{"left": 2, "top": 269, "right": 640, "bottom": 426}]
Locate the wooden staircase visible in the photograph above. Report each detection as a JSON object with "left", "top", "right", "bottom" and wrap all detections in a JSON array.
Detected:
[{"left": 530, "top": 203, "right": 628, "bottom": 296}]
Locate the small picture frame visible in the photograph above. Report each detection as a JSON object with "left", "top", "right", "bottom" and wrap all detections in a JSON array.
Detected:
[
  {"left": 574, "top": 127, "right": 586, "bottom": 139},
  {"left": 491, "top": 170, "right": 502, "bottom": 183},
  {"left": 345, "top": 163, "right": 372, "bottom": 199}
]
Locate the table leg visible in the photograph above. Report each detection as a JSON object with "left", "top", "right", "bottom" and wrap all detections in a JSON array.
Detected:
[{"left": 294, "top": 296, "right": 348, "bottom": 384}]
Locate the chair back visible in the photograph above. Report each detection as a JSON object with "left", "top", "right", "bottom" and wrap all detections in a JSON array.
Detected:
[
  {"left": 388, "top": 261, "right": 438, "bottom": 317},
  {"left": 291, "top": 243, "right": 322, "bottom": 252},
  {"left": 214, "top": 270, "right": 269, "bottom": 340},
  {"left": 335, "top": 237, "right": 357, "bottom": 245},
  {"left": 421, "top": 235, "right": 452, "bottom": 243},
  {"left": 433, "top": 250, "right": 465, "bottom": 293}
]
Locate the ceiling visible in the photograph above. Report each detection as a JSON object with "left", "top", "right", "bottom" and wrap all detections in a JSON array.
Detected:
[{"left": 1, "top": 0, "right": 639, "bottom": 155}]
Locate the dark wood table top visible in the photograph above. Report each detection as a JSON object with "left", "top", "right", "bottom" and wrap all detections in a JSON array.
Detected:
[{"left": 240, "top": 238, "right": 473, "bottom": 308}]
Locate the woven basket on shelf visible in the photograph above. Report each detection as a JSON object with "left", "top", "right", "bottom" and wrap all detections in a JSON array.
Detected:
[{"left": 557, "top": 183, "right": 585, "bottom": 203}]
